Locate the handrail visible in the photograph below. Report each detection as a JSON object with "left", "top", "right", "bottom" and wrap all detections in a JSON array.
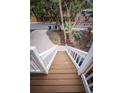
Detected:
[
  {"left": 67, "top": 45, "right": 88, "bottom": 55},
  {"left": 66, "top": 45, "right": 93, "bottom": 93},
  {"left": 79, "top": 45, "right": 93, "bottom": 93},
  {"left": 81, "top": 63, "right": 93, "bottom": 93},
  {"left": 30, "top": 45, "right": 93, "bottom": 92},
  {"left": 30, "top": 45, "right": 58, "bottom": 74},
  {"left": 39, "top": 45, "right": 58, "bottom": 70},
  {"left": 30, "top": 47, "right": 48, "bottom": 73},
  {"left": 65, "top": 45, "right": 88, "bottom": 69},
  {"left": 39, "top": 45, "right": 58, "bottom": 56}
]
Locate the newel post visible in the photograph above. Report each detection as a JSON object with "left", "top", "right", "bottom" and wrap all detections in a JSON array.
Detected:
[{"left": 30, "top": 46, "right": 48, "bottom": 74}]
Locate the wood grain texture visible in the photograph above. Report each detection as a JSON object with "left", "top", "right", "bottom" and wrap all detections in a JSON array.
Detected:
[
  {"left": 31, "top": 74, "right": 80, "bottom": 80},
  {"left": 31, "top": 51, "right": 86, "bottom": 93}
]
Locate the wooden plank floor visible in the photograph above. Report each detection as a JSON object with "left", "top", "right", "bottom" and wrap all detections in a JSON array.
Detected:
[{"left": 31, "top": 51, "right": 86, "bottom": 93}]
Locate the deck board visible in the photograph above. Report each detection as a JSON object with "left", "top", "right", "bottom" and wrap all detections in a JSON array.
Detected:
[
  {"left": 31, "top": 74, "right": 80, "bottom": 80},
  {"left": 31, "top": 51, "right": 86, "bottom": 93},
  {"left": 31, "top": 79, "right": 82, "bottom": 86},
  {"left": 31, "top": 86, "right": 85, "bottom": 93}
]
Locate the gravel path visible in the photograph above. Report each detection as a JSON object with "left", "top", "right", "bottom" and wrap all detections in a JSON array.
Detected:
[{"left": 30, "top": 30, "right": 55, "bottom": 53}]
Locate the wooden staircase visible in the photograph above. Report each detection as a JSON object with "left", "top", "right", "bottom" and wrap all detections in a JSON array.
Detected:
[{"left": 31, "top": 51, "right": 86, "bottom": 93}]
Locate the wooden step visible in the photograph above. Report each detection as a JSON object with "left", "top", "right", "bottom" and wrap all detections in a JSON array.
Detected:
[
  {"left": 50, "top": 66, "right": 75, "bottom": 70},
  {"left": 31, "top": 79, "right": 83, "bottom": 86},
  {"left": 31, "top": 86, "right": 85, "bottom": 93},
  {"left": 51, "top": 64, "right": 75, "bottom": 68},
  {"left": 49, "top": 69, "right": 77, "bottom": 74},
  {"left": 52, "top": 61, "right": 73, "bottom": 65},
  {"left": 31, "top": 74, "right": 80, "bottom": 80},
  {"left": 30, "top": 51, "right": 86, "bottom": 93}
]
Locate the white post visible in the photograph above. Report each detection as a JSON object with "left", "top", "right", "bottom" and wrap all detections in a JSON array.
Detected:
[
  {"left": 30, "top": 47, "right": 48, "bottom": 74},
  {"left": 78, "top": 44, "right": 93, "bottom": 75}
]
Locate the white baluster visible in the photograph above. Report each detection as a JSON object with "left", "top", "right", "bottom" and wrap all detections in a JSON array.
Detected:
[{"left": 30, "top": 47, "right": 48, "bottom": 74}]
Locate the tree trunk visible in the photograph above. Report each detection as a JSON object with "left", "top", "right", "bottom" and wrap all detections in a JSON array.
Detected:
[{"left": 59, "top": 0, "right": 66, "bottom": 43}]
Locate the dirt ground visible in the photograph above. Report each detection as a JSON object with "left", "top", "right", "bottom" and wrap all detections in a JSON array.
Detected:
[
  {"left": 47, "top": 30, "right": 61, "bottom": 45},
  {"left": 47, "top": 30, "right": 92, "bottom": 52}
]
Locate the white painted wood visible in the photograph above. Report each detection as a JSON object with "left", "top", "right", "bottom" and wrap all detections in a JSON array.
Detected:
[
  {"left": 86, "top": 73, "right": 93, "bottom": 80},
  {"left": 66, "top": 50, "right": 80, "bottom": 69},
  {"left": 47, "top": 49, "right": 57, "bottom": 70},
  {"left": 67, "top": 45, "right": 88, "bottom": 55},
  {"left": 84, "top": 63, "right": 93, "bottom": 75},
  {"left": 81, "top": 74, "right": 92, "bottom": 93},
  {"left": 77, "top": 56, "right": 82, "bottom": 65},
  {"left": 39, "top": 45, "right": 58, "bottom": 70},
  {"left": 78, "top": 45, "right": 93, "bottom": 75},
  {"left": 57, "top": 45, "right": 65, "bottom": 51},
  {"left": 30, "top": 46, "right": 48, "bottom": 74},
  {"left": 71, "top": 44, "right": 92, "bottom": 93},
  {"left": 30, "top": 45, "right": 58, "bottom": 74},
  {"left": 65, "top": 45, "right": 88, "bottom": 70},
  {"left": 89, "top": 83, "right": 93, "bottom": 87},
  {"left": 30, "top": 56, "right": 40, "bottom": 71},
  {"left": 75, "top": 54, "right": 79, "bottom": 62},
  {"left": 39, "top": 45, "right": 57, "bottom": 57},
  {"left": 81, "top": 64, "right": 93, "bottom": 93}
]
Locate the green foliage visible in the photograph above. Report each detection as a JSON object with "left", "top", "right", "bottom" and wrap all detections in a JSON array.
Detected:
[
  {"left": 30, "top": 0, "right": 59, "bottom": 18},
  {"left": 64, "top": 22, "right": 68, "bottom": 31},
  {"left": 73, "top": 32, "right": 81, "bottom": 40},
  {"left": 30, "top": 0, "right": 91, "bottom": 18}
]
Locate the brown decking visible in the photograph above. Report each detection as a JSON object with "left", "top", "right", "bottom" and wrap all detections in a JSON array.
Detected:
[{"left": 31, "top": 51, "right": 86, "bottom": 93}]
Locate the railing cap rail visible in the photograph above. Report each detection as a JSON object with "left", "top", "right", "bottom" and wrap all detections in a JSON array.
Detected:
[
  {"left": 39, "top": 45, "right": 58, "bottom": 56},
  {"left": 66, "top": 45, "right": 88, "bottom": 55}
]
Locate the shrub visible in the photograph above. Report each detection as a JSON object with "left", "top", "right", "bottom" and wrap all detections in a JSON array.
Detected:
[{"left": 73, "top": 32, "right": 81, "bottom": 41}]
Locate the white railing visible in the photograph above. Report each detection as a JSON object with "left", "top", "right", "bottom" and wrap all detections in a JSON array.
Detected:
[
  {"left": 66, "top": 44, "right": 93, "bottom": 93},
  {"left": 81, "top": 62, "right": 93, "bottom": 93},
  {"left": 78, "top": 45, "right": 93, "bottom": 93},
  {"left": 30, "top": 44, "right": 93, "bottom": 93},
  {"left": 65, "top": 45, "right": 88, "bottom": 69},
  {"left": 30, "top": 45, "right": 58, "bottom": 74}
]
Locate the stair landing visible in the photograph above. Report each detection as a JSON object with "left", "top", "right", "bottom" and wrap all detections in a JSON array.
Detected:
[{"left": 31, "top": 51, "right": 86, "bottom": 93}]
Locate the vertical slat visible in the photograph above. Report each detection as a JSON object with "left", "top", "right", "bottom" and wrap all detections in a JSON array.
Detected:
[
  {"left": 86, "top": 73, "right": 93, "bottom": 80},
  {"left": 81, "top": 74, "right": 92, "bottom": 93},
  {"left": 65, "top": 45, "right": 92, "bottom": 93},
  {"left": 30, "top": 64, "right": 35, "bottom": 71},
  {"left": 30, "top": 45, "right": 58, "bottom": 74},
  {"left": 30, "top": 47, "right": 48, "bottom": 74},
  {"left": 75, "top": 54, "right": 79, "bottom": 62},
  {"left": 30, "top": 55, "right": 40, "bottom": 71},
  {"left": 89, "top": 83, "right": 93, "bottom": 87},
  {"left": 65, "top": 45, "right": 88, "bottom": 70},
  {"left": 72, "top": 50, "right": 74, "bottom": 57},
  {"left": 77, "top": 56, "right": 82, "bottom": 64},
  {"left": 71, "top": 51, "right": 73, "bottom": 56},
  {"left": 78, "top": 45, "right": 93, "bottom": 75},
  {"left": 74, "top": 53, "right": 77, "bottom": 60},
  {"left": 78, "top": 57, "right": 84, "bottom": 66},
  {"left": 83, "top": 63, "right": 93, "bottom": 93},
  {"left": 84, "top": 64, "right": 93, "bottom": 75}
]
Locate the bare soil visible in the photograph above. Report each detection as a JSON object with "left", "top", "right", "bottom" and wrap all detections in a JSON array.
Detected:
[{"left": 47, "top": 30, "right": 61, "bottom": 45}]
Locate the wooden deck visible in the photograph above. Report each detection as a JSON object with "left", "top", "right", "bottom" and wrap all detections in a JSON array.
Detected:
[{"left": 31, "top": 51, "right": 86, "bottom": 93}]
